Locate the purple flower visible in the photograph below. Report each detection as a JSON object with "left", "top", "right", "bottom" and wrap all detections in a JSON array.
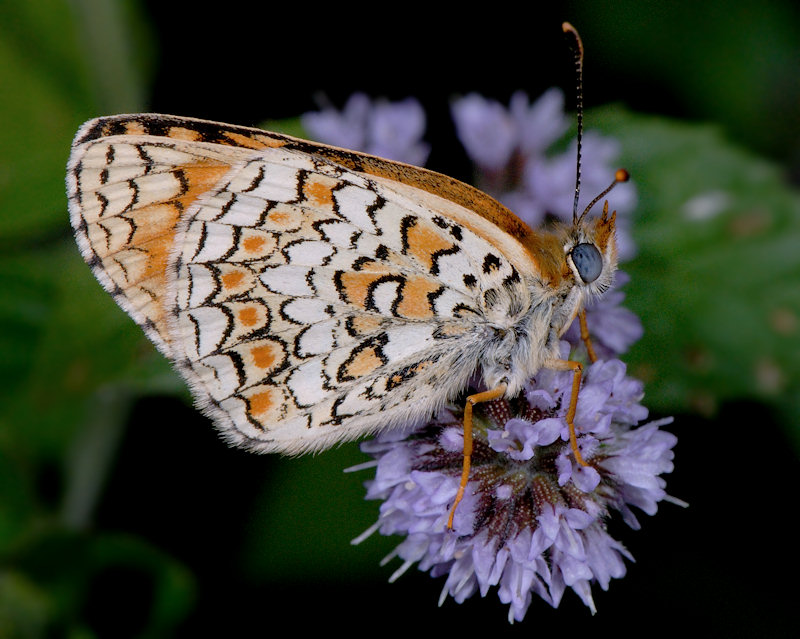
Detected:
[
  {"left": 451, "top": 89, "right": 638, "bottom": 260},
  {"left": 352, "top": 350, "right": 680, "bottom": 621},
  {"left": 302, "top": 93, "right": 430, "bottom": 166}
]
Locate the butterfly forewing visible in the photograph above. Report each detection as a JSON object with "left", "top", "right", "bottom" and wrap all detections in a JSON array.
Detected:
[
  {"left": 68, "top": 126, "right": 251, "bottom": 355},
  {"left": 68, "top": 115, "right": 539, "bottom": 454}
]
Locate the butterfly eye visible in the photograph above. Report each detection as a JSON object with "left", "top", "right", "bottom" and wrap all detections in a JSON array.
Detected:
[{"left": 571, "top": 243, "right": 603, "bottom": 283}]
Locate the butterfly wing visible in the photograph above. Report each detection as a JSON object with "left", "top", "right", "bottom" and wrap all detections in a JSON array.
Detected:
[
  {"left": 68, "top": 118, "right": 254, "bottom": 357},
  {"left": 68, "top": 114, "right": 538, "bottom": 454}
]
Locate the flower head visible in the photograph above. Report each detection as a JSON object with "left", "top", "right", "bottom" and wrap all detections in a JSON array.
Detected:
[
  {"left": 302, "top": 93, "right": 430, "bottom": 166},
  {"left": 354, "top": 351, "right": 678, "bottom": 621}
]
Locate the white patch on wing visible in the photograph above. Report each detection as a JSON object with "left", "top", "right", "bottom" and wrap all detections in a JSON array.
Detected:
[
  {"left": 314, "top": 219, "right": 359, "bottom": 248},
  {"left": 431, "top": 287, "right": 472, "bottom": 317},
  {"left": 144, "top": 145, "right": 204, "bottom": 167},
  {"left": 96, "top": 215, "right": 134, "bottom": 253},
  {"left": 284, "top": 240, "right": 335, "bottom": 265},
  {"left": 202, "top": 192, "right": 262, "bottom": 226},
  {"left": 92, "top": 181, "right": 136, "bottom": 218},
  {"left": 287, "top": 359, "right": 327, "bottom": 406},
  {"left": 334, "top": 184, "right": 379, "bottom": 232},
  {"left": 333, "top": 381, "right": 377, "bottom": 417},
  {"left": 188, "top": 306, "right": 229, "bottom": 357},
  {"left": 260, "top": 265, "right": 313, "bottom": 296},
  {"left": 227, "top": 161, "right": 298, "bottom": 203},
  {"left": 296, "top": 321, "right": 336, "bottom": 357},
  {"left": 186, "top": 263, "right": 216, "bottom": 308},
  {"left": 132, "top": 172, "right": 185, "bottom": 208},
  {"left": 382, "top": 324, "right": 435, "bottom": 362},
  {"left": 191, "top": 222, "right": 235, "bottom": 262},
  {"left": 281, "top": 298, "right": 330, "bottom": 324},
  {"left": 370, "top": 279, "right": 402, "bottom": 315},
  {"left": 430, "top": 250, "right": 475, "bottom": 291},
  {"left": 369, "top": 200, "right": 413, "bottom": 254},
  {"left": 194, "top": 353, "right": 241, "bottom": 401}
]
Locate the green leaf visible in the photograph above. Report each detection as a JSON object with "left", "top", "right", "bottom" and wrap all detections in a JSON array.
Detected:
[
  {"left": 0, "top": 241, "right": 179, "bottom": 458},
  {"left": 0, "top": 0, "right": 152, "bottom": 241},
  {"left": 593, "top": 107, "right": 800, "bottom": 447}
]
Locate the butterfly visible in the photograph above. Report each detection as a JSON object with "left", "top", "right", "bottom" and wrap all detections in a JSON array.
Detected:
[{"left": 67, "top": 23, "right": 626, "bottom": 527}]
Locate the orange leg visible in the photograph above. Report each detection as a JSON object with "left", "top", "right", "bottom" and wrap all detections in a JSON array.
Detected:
[
  {"left": 544, "top": 358, "right": 589, "bottom": 467},
  {"left": 578, "top": 309, "right": 597, "bottom": 363},
  {"left": 447, "top": 383, "right": 507, "bottom": 530}
]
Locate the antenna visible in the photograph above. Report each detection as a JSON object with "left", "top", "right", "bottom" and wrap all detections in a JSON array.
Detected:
[
  {"left": 562, "top": 22, "right": 585, "bottom": 225},
  {"left": 563, "top": 22, "right": 630, "bottom": 226},
  {"left": 577, "top": 169, "right": 630, "bottom": 224}
]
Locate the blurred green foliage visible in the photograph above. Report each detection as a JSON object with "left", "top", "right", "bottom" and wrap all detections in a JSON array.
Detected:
[
  {"left": 604, "top": 109, "right": 800, "bottom": 445},
  {"left": 570, "top": 0, "right": 800, "bottom": 162},
  {"left": 0, "top": 0, "right": 798, "bottom": 636}
]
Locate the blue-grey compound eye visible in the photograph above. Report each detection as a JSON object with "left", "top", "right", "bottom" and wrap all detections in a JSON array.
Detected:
[{"left": 571, "top": 243, "right": 603, "bottom": 283}]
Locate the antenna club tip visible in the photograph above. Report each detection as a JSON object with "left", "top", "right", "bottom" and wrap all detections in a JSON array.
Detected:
[
  {"left": 615, "top": 168, "right": 630, "bottom": 183},
  {"left": 562, "top": 22, "right": 584, "bottom": 55}
]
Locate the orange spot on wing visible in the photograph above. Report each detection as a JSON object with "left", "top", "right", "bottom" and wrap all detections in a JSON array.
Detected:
[
  {"left": 263, "top": 205, "right": 302, "bottom": 231},
  {"left": 395, "top": 276, "right": 439, "bottom": 319},
  {"left": 238, "top": 306, "right": 259, "bottom": 326},
  {"left": 344, "top": 347, "right": 383, "bottom": 378},
  {"left": 168, "top": 126, "right": 202, "bottom": 141},
  {"left": 270, "top": 211, "right": 290, "bottom": 223},
  {"left": 338, "top": 269, "right": 394, "bottom": 309},
  {"left": 128, "top": 203, "right": 181, "bottom": 246},
  {"left": 222, "top": 270, "right": 245, "bottom": 289},
  {"left": 242, "top": 235, "right": 266, "bottom": 253},
  {"left": 348, "top": 315, "right": 383, "bottom": 335},
  {"left": 339, "top": 272, "right": 374, "bottom": 308},
  {"left": 405, "top": 219, "right": 454, "bottom": 270},
  {"left": 250, "top": 343, "right": 280, "bottom": 369},
  {"left": 304, "top": 179, "right": 335, "bottom": 206},
  {"left": 248, "top": 390, "right": 275, "bottom": 415},
  {"left": 185, "top": 164, "right": 231, "bottom": 185},
  {"left": 221, "top": 131, "right": 271, "bottom": 150},
  {"left": 120, "top": 121, "right": 146, "bottom": 135}
]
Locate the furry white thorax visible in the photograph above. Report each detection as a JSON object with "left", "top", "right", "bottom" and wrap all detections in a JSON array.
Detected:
[{"left": 478, "top": 220, "right": 617, "bottom": 398}]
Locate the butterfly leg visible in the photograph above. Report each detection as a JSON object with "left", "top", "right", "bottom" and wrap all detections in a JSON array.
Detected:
[
  {"left": 543, "top": 358, "right": 588, "bottom": 467},
  {"left": 578, "top": 309, "right": 598, "bottom": 363},
  {"left": 446, "top": 382, "right": 507, "bottom": 530}
]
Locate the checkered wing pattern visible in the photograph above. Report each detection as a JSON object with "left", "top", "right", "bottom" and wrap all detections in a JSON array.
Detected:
[{"left": 67, "top": 115, "right": 535, "bottom": 454}]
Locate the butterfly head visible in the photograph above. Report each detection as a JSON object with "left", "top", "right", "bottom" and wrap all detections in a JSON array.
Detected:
[
  {"left": 563, "top": 200, "right": 618, "bottom": 298},
  {"left": 563, "top": 167, "right": 627, "bottom": 294}
]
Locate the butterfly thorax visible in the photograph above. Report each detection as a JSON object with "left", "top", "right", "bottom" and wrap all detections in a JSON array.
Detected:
[{"left": 478, "top": 210, "right": 617, "bottom": 397}]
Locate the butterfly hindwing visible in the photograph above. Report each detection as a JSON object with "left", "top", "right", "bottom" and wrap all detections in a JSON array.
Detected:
[{"left": 68, "top": 114, "right": 538, "bottom": 454}]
